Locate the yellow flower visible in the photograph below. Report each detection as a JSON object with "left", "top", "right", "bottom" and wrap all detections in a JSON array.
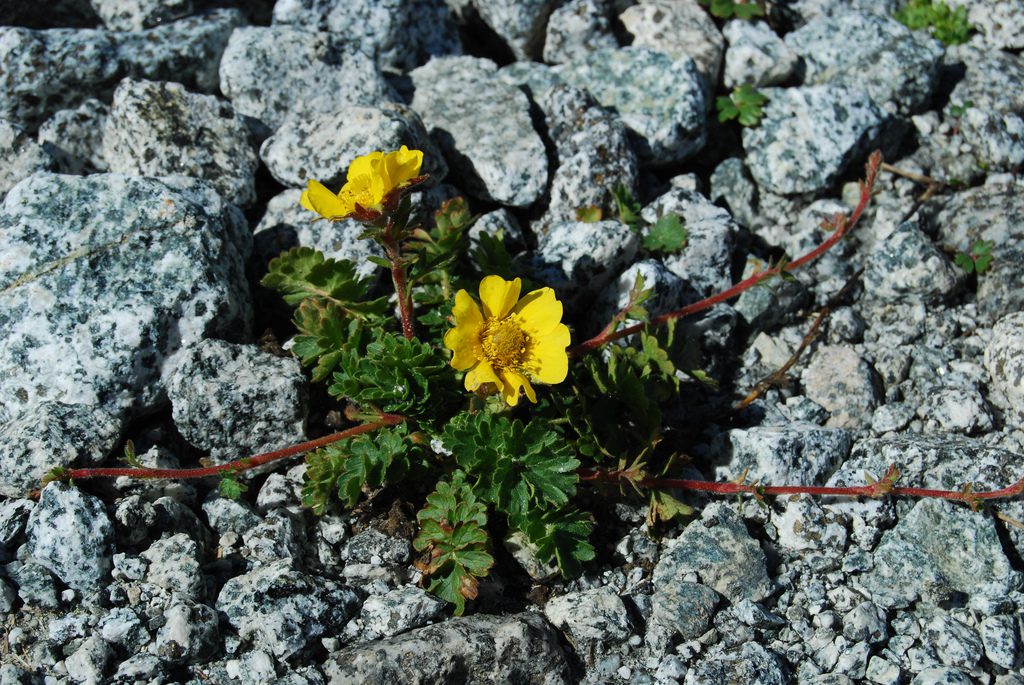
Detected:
[
  {"left": 300, "top": 146, "right": 424, "bottom": 221},
  {"left": 444, "top": 276, "right": 571, "bottom": 406}
]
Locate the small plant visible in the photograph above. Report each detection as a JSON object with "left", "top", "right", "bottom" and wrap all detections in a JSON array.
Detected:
[
  {"left": 717, "top": 84, "right": 768, "bottom": 127},
  {"left": 894, "top": 0, "right": 974, "bottom": 46},
  {"left": 699, "top": 0, "right": 764, "bottom": 20},
  {"left": 954, "top": 239, "right": 994, "bottom": 275},
  {"left": 611, "top": 185, "right": 689, "bottom": 255}
]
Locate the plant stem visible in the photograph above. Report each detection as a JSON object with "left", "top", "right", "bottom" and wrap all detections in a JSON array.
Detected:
[
  {"left": 55, "top": 414, "right": 405, "bottom": 483},
  {"left": 570, "top": 150, "right": 883, "bottom": 356},
  {"left": 387, "top": 239, "right": 416, "bottom": 340}
]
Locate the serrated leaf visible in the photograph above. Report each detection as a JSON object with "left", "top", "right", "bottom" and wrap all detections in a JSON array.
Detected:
[
  {"left": 611, "top": 184, "right": 642, "bottom": 228},
  {"left": 647, "top": 490, "right": 694, "bottom": 527},
  {"left": 954, "top": 252, "right": 975, "bottom": 274},
  {"left": 218, "top": 474, "right": 247, "bottom": 500},
  {"left": 509, "top": 508, "right": 594, "bottom": 578},
  {"left": 291, "top": 301, "right": 376, "bottom": 381},
  {"left": 262, "top": 247, "right": 376, "bottom": 310},
  {"left": 471, "top": 231, "right": 515, "bottom": 280},
  {"left": 643, "top": 214, "right": 688, "bottom": 253}
]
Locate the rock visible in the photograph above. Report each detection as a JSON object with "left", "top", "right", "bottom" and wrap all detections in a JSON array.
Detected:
[
  {"left": 474, "top": 0, "right": 558, "bottom": 61},
  {"left": 561, "top": 46, "right": 708, "bottom": 165},
  {"left": 743, "top": 85, "right": 885, "bottom": 195},
  {"left": 863, "top": 221, "right": 961, "bottom": 304},
  {"left": 915, "top": 387, "right": 993, "bottom": 435},
  {"left": 653, "top": 503, "right": 773, "bottom": 604},
  {"left": 504, "top": 530, "right": 559, "bottom": 581},
  {"left": 218, "top": 26, "right": 396, "bottom": 132},
  {"left": 785, "top": 11, "right": 943, "bottom": 113},
  {"left": 323, "top": 612, "right": 571, "bottom": 684},
  {"left": 26, "top": 483, "right": 114, "bottom": 593},
  {"left": 909, "top": 667, "right": 975, "bottom": 685},
  {"left": 410, "top": 56, "right": 547, "bottom": 208},
  {"left": 217, "top": 559, "right": 360, "bottom": 659},
  {"left": 111, "top": 653, "right": 166, "bottom": 683},
  {"left": 64, "top": 634, "right": 111, "bottom": 685},
  {"left": 98, "top": 606, "right": 148, "bottom": 651},
  {"left": 542, "top": 0, "right": 617, "bottom": 65},
  {"left": 202, "top": 496, "right": 261, "bottom": 537},
  {"left": 91, "top": 0, "right": 194, "bottom": 30},
  {"left": 980, "top": 614, "right": 1021, "bottom": 670},
  {"left": 534, "top": 84, "right": 638, "bottom": 228},
  {"left": 36, "top": 99, "right": 109, "bottom": 174},
  {"left": 871, "top": 403, "right": 915, "bottom": 433},
  {"left": 710, "top": 423, "right": 852, "bottom": 486},
  {"left": 772, "top": 496, "right": 848, "bottom": 552},
  {"left": 960, "top": 108, "right": 1024, "bottom": 172},
  {"left": 0, "top": 173, "right": 252, "bottom": 421},
  {"left": 722, "top": 19, "right": 799, "bottom": 89},
  {"left": 4, "top": 559, "right": 60, "bottom": 608},
  {"left": 800, "top": 345, "right": 881, "bottom": 430},
  {"left": 241, "top": 509, "right": 305, "bottom": 566},
  {"left": 594, "top": 260, "right": 689, "bottom": 332},
  {"left": 984, "top": 312, "right": 1024, "bottom": 428},
  {"left": 0, "top": 401, "right": 121, "bottom": 498},
  {"left": 270, "top": 0, "right": 460, "bottom": 71},
  {"left": 103, "top": 78, "right": 259, "bottom": 206},
  {"left": 359, "top": 586, "right": 445, "bottom": 640},
  {"left": 646, "top": 581, "right": 719, "bottom": 654},
  {"left": 842, "top": 601, "right": 888, "bottom": 644},
  {"left": 140, "top": 533, "right": 204, "bottom": 601},
  {"left": 544, "top": 587, "right": 632, "bottom": 647},
  {"left": 260, "top": 102, "right": 446, "bottom": 190},
  {"left": 166, "top": 339, "right": 307, "bottom": 462},
  {"left": 685, "top": 643, "right": 787, "bottom": 685},
  {"left": 710, "top": 157, "right": 758, "bottom": 228},
  {"left": 0, "top": 120, "right": 55, "bottom": 199},
  {"left": 865, "top": 655, "right": 902, "bottom": 685},
  {"left": 0, "top": 499, "right": 33, "bottom": 549},
  {"left": 619, "top": 0, "right": 724, "bottom": 83},
  {"left": 253, "top": 189, "right": 384, "bottom": 283},
  {"left": 946, "top": 46, "right": 1024, "bottom": 115},
  {"left": 342, "top": 529, "right": 411, "bottom": 565},
  {"left": 951, "top": 0, "right": 1024, "bottom": 49},
  {"left": 924, "top": 614, "right": 983, "bottom": 669},
  {"left": 467, "top": 208, "right": 525, "bottom": 254},
  {"left": 155, "top": 599, "right": 219, "bottom": 662}
]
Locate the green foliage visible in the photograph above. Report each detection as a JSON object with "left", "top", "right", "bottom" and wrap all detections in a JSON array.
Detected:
[
  {"left": 699, "top": 0, "right": 764, "bottom": 19},
  {"left": 643, "top": 214, "right": 689, "bottom": 253},
  {"left": 120, "top": 440, "right": 141, "bottom": 467},
  {"left": 954, "top": 239, "right": 994, "bottom": 275},
  {"left": 576, "top": 205, "right": 603, "bottom": 223},
  {"left": 717, "top": 84, "right": 768, "bottom": 127},
  {"left": 291, "top": 301, "right": 373, "bottom": 381},
  {"left": 218, "top": 472, "right": 248, "bottom": 500},
  {"left": 947, "top": 99, "right": 973, "bottom": 119},
  {"left": 471, "top": 230, "right": 516, "bottom": 281},
  {"left": 894, "top": 0, "right": 974, "bottom": 45},
  {"left": 413, "top": 473, "right": 494, "bottom": 615},
  {"left": 261, "top": 247, "right": 388, "bottom": 318},
  {"left": 508, "top": 507, "right": 595, "bottom": 578},
  {"left": 407, "top": 197, "right": 474, "bottom": 287},
  {"left": 611, "top": 184, "right": 643, "bottom": 229}
]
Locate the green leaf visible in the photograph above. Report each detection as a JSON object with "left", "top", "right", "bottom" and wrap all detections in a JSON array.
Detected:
[
  {"left": 643, "top": 214, "right": 689, "bottom": 253},
  {"left": 471, "top": 231, "right": 516, "bottom": 280},
  {"left": 291, "top": 300, "right": 375, "bottom": 381},
  {"left": 717, "top": 85, "right": 768, "bottom": 127},
  {"left": 413, "top": 473, "right": 494, "bottom": 615},
  {"left": 218, "top": 473, "right": 248, "bottom": 500},
  {"left": 508, "top": 508, "right": 595, "bottom": 578},
  {"left": 647, "top": 490, "right": 694, "bottom": 526},
  {"left": 262, "top": 247, "right": 378, "bottom": 313},
  {"left": 611, "top": 184, "right": 643, "bottom": 228},
  {"left": 702, "top": 0, "right": 765, "bottom": 19},
  {"left": 576, "top": 206, "right": 603, "bottom": 223},
  {"left": 954, "top": 251, "right": 976, "bottom": 274},
  {"left": 894, "top": 0, "right": 974, "bottom": 45}
]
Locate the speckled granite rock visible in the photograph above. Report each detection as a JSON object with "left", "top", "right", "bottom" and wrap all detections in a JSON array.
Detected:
[
  {"left": 544, "top": 587, "right": 632, "bottom": 647},
  {"left": 594, "top": 260, "right": 689, "bottom": 332},
  {"left": 91, "top": 0, "right": 195, "bottom": 31},
  {"left": 103, "top": 78, "right": 259, "bottom": 206},
  {"left": 619, "top": 0, "right": 723, "bottom": 83},
  {"left": 26, "top": 483, "right": 114, "bottom": 593},
  {"left": 357, "top": 586, "right": 445, "bottom": 641},
  {"left": 743, "top": 85, "right": 886, "bottom": 195},
  {"left": 270, "top": 0, "right": 460, "bottom": 71},
  {"left": 801, "top": 345, "right": 881, "bottom": 430},
  {"left": 785, "top": 11, "right": 943, "bottom": 114},
  {"left": 0, "top": 120, "right": 55, "bottom": 199},
  {"left": 0, "top": 402, "right": 121, "bottom": 498},
  {"left": 0, "top": 173, "right": 251, "bottom": 423},
  {"left": 772, "top": 495, "right": 848, "bottom": 553},
  {"left": 259, "top": 102, "right": 446, "bottom": 190},
  {"left": 141, "top": 533, "right": 204, "bottom": 601},
  {"left": 722, "top": 19, "right": 799, "bottom": 89},
  {"left": 863, "top": 221, "right": 961, "bottom": 304},
  {"left": 984, "top": 312, "right": 1024, "bottom": 429},
  {"left": 542, "top": 0, "right": 617, "bottom": 65},
  {"left": 217, "top": 559, "right": 360, "bottom": 659},
  {"left": 686, "top": 643, "right": 787, "bottom": 685},
  {"left": 218, "top": 26, "right": 396, "bottom": 132},
  {"left": 155, "top": 599, "right": 219, "bottom": 663},
  {"left": 710, "top": 157, "right": 758, "bottom": 227},
  {"left": 475, "top": 0, "right": 559, "bottom": 61},
  {"left": 949, "top": 0, "right": 1024, "bottom": 49},
  {"left": 411, "top": 56, "right": 547, "bottom": 207},
  {"left": 561, "top": 46, "right": 708, "bottom": 165},
  {"left": 36, "top": 99, "right": 109, "bottom": 174},
  {"left": 528, "top": 219, "right": 640, "bottom": 304},
  {"left": 646, "top": 580, "right": 719, "bottom": 655},
  {"left": 323, "top": 612, "right": 572, "bottom": 684},
  {"left": 167, "top": 339, "right": 307, "bottom": 462},
  {"left": 710, "top": 423, "right": 852, "bottom": 486}
]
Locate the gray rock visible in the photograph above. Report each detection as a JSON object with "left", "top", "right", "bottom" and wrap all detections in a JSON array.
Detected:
[
  {"left": 561, "top": 46, "right": 708, "bottom": 165},
  {"left": 785, "top": 11, "right": 943, "bottom": 113},
  {"left": 26, "top": 483, "right": 113, "bottom": 593},
  {"left": 91, "top": 0, "right": 194, "bottom": 30},
  {"left": 909, "top": 667, "right": 975, "bottom": 685},
  {"left": 594, "top": 260, "right": 689, "bottom": 333},
  {"left": 218, "top": 26, "right": 396, "bottom": 132},
  {"left": 946, "top": 46, "right": 1024, "bottom": 116},
  {"left": 743, "top": 85, "right": 885, "bottom": 195},
  {"left": 951, "top": 0, "right": 1024, "bottom": 49},
  {"left": 864, "top": 221, "right": 961, "bottom": 304},
  {"left": 97, "top": 606, "right": 148, "bottom": 651},
  {"left": 323, "top": 612, "right": 571, "bottom": 684},
  {"left": 260, "top": 102, "right": 445, "bottom": 190},
  {"left": 535, "top": 84, "right": 639, "bottom": 228},
  {"left": 202, "top": 496, "right": 261, "bottom": 537},
  {"left": 871, "top": 402, "right": 915, "bottom": 433},
  {"left": 842, "top": 601, "right": 888, "bottom": 644},
  {"left": 36, "top": 99, "right": 109, "bottom": 175},
  {"left": 0, "top": 120, "right": 55, "bottom": 199},
  {"left": 253, "top": 189, "right": 384, "bottom": 283},
  {"left": 710, "top": 157, "right": 758, "bottom": 228},
  {"left": 359, "top": 586, "right": 445, "bottom": 640},
  {"left": 270, "top": 0, "right": 460, "bottom": 71},
  {"left": 646, "top": 581, "right": 719, "bottom": 654},
  {"left": 155, "top": 599, "right": 219, "bottom": 662},
  {"left": 771, "top": 495, "right": 848, "bottom": 552},
  {"left": 0, "top": 499, "right": 33, "bottom": 549},
  {"left": 722, "top": 19, "right": 800, "bottom": 89},
  {"left": 985, "top": 312, "right": 1024, "bottom": 429},
  {"left": 4, "top": 559, "right": 59, "bottom": 608},
  {"left": 619, "top": 0, "right": 724, "bottom": 83},
  {"left": 64, "top": 634, "right": 111, "bottom": 685},
  {"left": 801, "top": 345, "right": 881, "bottom": 429},
  {"left": 710, "top": 423, "right": 851, "bottom": 486},
  {"left": 141, "top": 533, "right": 204, "bottom": 601},
  {"left": 980, "top": 614, "right": 1021, "bottom": 670},
  {"left": 865, "top": 655, "right": 903, "bottom": 685},
  {"left": 217, "top": 559, "right": 360, "bottom": 659},
  {"left": 544, "top": 587, "right": 632, "bottom": 647},
  {"left": 475, "top": 0, "right": 559, "bottom": 61},
  {"left": 504, "top": 530, "right": 559, "bottom": 582},
  {"left": 103, "top": 78, "right": 258, "bottom": 206},
  {"left": 48, "top": 612, "right": 94, "bottom": 643},
  {"left": 915, "top": 387, "right": 993, "bottom": 435},
  {"left": 542, "top": 0, "right": 617, "bottom": 65},
  {"left": 924, "top": 614, "right": 983, "bottom": 669},
  {"left": 342, "top": 528, "right": 411, "bottom": 565},
  {"left": 167, "top": 339, "right": 307, "bottom": 461},
  {"left": 641, "top": 187, "right": 738, "bottom": 299},
  {"left": 527, "top": 219, "right": 640, "bottom": 304},
  {"left": 255, "top": 467, "right": 304, "bottom": 513},
  {"left": 0, "top": 173, "right": 252, "bottom": 421},
  {"left": 960, "top": 108, "right": 1024, "bottom": 172},
  {"left": 685, "top": 643, "right": 787, "bottom": 685},
  {"left": 111, "top": 653, "right": 166, "bottom": 683},
  {"left": 653, "top": 503, "right": 773, "bottom": 604},
  {"left": 242, "top": 509, "right": 305, "bottom": 566},
  {"left": 410, "top": 56, "right": 548, "bottom": 207},
  {"left": 0, "top": 401, "right": 121, "bottom": 498}
]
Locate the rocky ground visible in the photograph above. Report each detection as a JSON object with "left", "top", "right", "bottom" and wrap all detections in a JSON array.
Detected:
[{"left": 1, "top": 0, "right": 1024, "bottom": 683}]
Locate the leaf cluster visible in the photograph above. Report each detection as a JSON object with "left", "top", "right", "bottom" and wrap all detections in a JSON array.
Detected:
[
  {"left": 954, "top": 239, "right": 993, "bottom": 275},
  {"left": 699, "top": 0, "right": 764, "bottom": 20},
  {"left": 894, "top": 0, "right": 974, "bottom": 45},
  {"left": 611, "top": 186, "right": 688, "bottom": 255},
  {"left": 717, "top": 84, "right": 768, "bottom": 127}
]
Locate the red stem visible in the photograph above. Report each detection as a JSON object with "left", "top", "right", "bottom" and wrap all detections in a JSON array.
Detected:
[
  {"left": 384, "top": 236, "right": 415, "bottom": 341},
  {"left": 61, "top": 414, "right": 405, "bottom": 482},
  {"left": 570, "top": 151, "right": 883, "bottom": 356}
]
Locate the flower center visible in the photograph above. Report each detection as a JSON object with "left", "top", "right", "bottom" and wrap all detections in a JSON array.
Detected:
[{"left": 482, "top": 317, "right": 531, "bottom": 371}]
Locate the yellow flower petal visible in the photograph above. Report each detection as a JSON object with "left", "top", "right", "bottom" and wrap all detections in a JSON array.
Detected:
[
  {"left": 512, "top": 287, "right": 564, "bottom": 337},
  {"left": 444, "top": 290, "right": 484, "bottom": 370},
  {"left": 465, "top": 360, "right": 501, "bottom": 393},
  {"left": 347, "top": 151, "right": 384, "bottom": 183},
  {"left": 526, "top": 324, "right": 571, "bottom": 384},
  {"left": 479, "top": 276, "right": 522, "bottom": 320},
  {"left": 497, "top": 369, "right": 536, "bottom": 406},
  {"left": 384, "top": 145, "right": 423, "bottom": 187},
  {"left": 301, "top": 179, "right": 348, "bottom": 219}
]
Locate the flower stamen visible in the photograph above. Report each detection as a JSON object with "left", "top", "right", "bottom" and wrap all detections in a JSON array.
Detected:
[{"left": 482, "top": 317, "right": 531, "bottom": 371}]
